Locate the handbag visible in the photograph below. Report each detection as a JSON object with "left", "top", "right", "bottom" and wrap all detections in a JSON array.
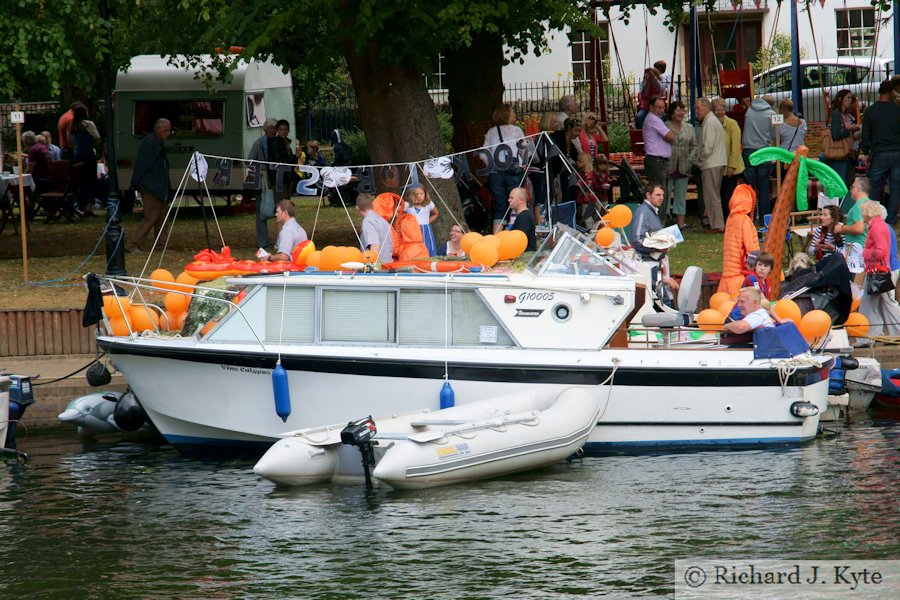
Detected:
[
  {"left": 865, "top": 270, "right": 895, "bottom": 295},
  {"left": 822, "top": 129, "right": 852, "bottom": 161},
  {"left": 258, "top": 189, "right": 276, "bottom": 220}
]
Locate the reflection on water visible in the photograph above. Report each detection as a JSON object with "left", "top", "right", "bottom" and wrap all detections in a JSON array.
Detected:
[{"left": 1, "top": 413, "right": 898, "bottom": 599}]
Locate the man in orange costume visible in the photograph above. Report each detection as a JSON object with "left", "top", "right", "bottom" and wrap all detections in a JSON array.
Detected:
[
  {"left": 717, "top": 184, "right": 760, "bottom": 295},
  {"left": 372, "top": 192, "right": 429, "bottom": 261}
]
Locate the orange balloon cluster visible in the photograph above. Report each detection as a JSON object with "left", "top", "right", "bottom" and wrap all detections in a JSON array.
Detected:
[
  {"left": 150, "top": 269, "right": 178, "bottom": 291},
  {"left": 317, "top": 246, "right": 366, "bottom": 270},
  {"left": 697, "top": 308, "right": 726, "bottom": 332},
  {"left": 469, "top": 242, "right": 499, "bottom": 267},
  {"left": 717, "top": 300, "right": 737, "bottom": 318},
  {"left": 798, "top": 309, "right": 832, "bottom": 343},
  {"left": 708, "top": 292, "right": 731, "bottom": 311},
  {"left": 460, "top": 232, "right": 483, "bottom": 254},
  {"left": 102, "top": 294, "right": 131, "bottom": 320},
  {"left": 844, "top": 312, "right": 869, "bottom": 337}
]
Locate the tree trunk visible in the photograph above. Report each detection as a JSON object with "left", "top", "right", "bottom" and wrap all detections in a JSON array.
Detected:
[
  {"left": 445, "top": 33, "right": 505, "bottom": 154},
  {"left": 345, "top": 43, "right": 464, "bottom": 248}
]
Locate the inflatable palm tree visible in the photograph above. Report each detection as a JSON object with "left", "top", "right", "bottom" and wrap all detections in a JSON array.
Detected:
[{"left": 749, "top": 145, "right": 849, "bottom": 297}]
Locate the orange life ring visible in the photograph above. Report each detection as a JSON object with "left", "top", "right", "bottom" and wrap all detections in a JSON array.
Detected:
[{"left": 381, "top": 261, "right": 482, "bottom": 273}]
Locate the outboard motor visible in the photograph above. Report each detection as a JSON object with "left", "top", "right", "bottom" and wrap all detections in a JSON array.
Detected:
[
  {"left": 828, "top": 356, "right": 860, "bottom": 396},
  {"left": 112, "top": 390, "right": 147, "bottom": 432},
  {"left": 341, "top": 416, "right": 377, "bottom": 489},
  {"left": 6, "top": 375, "right": 35, "bottom": 450}
]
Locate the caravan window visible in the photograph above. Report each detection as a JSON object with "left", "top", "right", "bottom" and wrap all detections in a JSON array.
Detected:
[{"left": 133, "top": 100, "right": 224, "bottom": 138}]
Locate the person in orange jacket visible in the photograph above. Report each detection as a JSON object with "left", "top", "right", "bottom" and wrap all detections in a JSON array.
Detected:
[
  {"left": 373, "top": 192, "right": 429, "bottom": 261},
  {"left": 718, "top": 184, "right": 760, "bottom": 295}
]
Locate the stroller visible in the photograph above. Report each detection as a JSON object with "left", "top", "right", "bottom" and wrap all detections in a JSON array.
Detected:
[{"left": 779, "top": 253, "right": 853, "bottom": 325}]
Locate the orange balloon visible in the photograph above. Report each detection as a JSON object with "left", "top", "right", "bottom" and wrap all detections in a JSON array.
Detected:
[
  {"left": 173, "top": 271, "right": 198, "bottom": 293},
  {"left": 319, "top": 246, "right": 342, "bottom": 270},
  {"left": 460, "top": 232, "right": 483, "bottom": 254},
  {"left": 340, "top": 246, "right": 365, "bottom": 266},
  {"left": 292, "top": 240, "right": 316, "bottom": 267},
  {"left": 594, "top": 228, "right": 615, "bottom": 247},
  {"left": 717, "top": 300, "right": 737, "bottom": 318},
  {"left": 498, "top": 230, "right": 528, "bottom": 260},
  {"left": 129, "top": 304, "right": 160, "bottom": 332},
  {"left": 481, "top": 234, "right": 502, "bottom": 250},
  {"left": 697, "top": 308, "right": 726, "bottom": 332},
  {"left": 773, "top": 299, "right": 802, "bottom": 323},
  {"left": 469, "top": 242, "right": 499, "bottom": 267},
  {"left": 107, "top": 316, "right": 131, "bottom": 336},
  {"left": 164, "top": 292, "right": 190, "bottom": 315},
  {"left": 102, "top": 294, "right": 132, "bottom": 320},
  {"left": 306, "top": 251, "right": 322, "bottom": 268},
  {"left": 150, "top": 268, "right": 178, "bottom": 292},
  {"left": 850, "top": 296, "right": 861, "bottom": 312},
  {"left": 604, "top": 205, "right": 633, "bottom": 229},
  {"left": 798, "top": 309, "right": 832, "bottom": 342},
  {"left": 176, "top": 311, "right": 188, "bottom": 331},
  {"left": 708, "top": 291, "right": 731, "bottom": 311},
  {"left": 200, "top": 320, "right": 218, "bottom": 336},
  {"left": 844, "top": 312, "right": 869, "bottom": 337},
  {"left": 159, "top": 311, "right": 180, "bottom": 332}
]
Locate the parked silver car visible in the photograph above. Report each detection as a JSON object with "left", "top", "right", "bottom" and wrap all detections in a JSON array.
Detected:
[{"left": 751, "top": 56, "right": 894, "bottom": 122}]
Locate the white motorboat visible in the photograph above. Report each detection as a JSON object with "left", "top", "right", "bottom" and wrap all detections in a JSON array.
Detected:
[
  {"left": 0, "top": 376, "right": 10, "bottom": 453},
  {"left": 254, "top": 386, "right": 604, "bottom": 489},
  {"left": 96, "top": 227, "right": 830, "bottom": 454}
]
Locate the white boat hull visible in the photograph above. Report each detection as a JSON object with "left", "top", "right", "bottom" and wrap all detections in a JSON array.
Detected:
[{"left": 104, "top": 341, "right": 829, "bottom": 454}]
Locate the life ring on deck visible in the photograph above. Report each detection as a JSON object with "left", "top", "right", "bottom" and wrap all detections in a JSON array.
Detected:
[{"left": 381, "top": 260, "right": 482, "bottom": 273}]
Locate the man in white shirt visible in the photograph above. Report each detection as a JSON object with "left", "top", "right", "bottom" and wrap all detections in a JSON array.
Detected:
[
  {"left": 259, "top": 200, "right": 308, "bottom": 262},
  {"left": 356, "top": 193, "right": 393, "bottom": 263},
  {"left": 723, "top": 287, "right": 775, "bottom": 334}
]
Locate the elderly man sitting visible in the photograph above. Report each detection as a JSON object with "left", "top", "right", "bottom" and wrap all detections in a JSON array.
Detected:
[{"left": 722, "top": 287, "right": 776, "bottom": 335}]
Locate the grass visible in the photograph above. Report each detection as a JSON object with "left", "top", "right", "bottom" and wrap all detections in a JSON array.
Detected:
[{"left": 1, "top": 198, "right": 727, "bottom": 310}]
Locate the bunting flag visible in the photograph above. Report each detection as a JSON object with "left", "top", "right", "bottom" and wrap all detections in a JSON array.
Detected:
[{"left": 201, "top": 131, "right": 560, "bottom": 197}]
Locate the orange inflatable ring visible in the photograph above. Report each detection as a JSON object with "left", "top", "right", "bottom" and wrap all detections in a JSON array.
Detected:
[{"left": 381, "top": 261, "right": 482, "bottom": 273}]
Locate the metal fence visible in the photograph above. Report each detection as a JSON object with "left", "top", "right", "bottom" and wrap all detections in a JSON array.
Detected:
[
  {"left": 0, "top": 101, "right": 63, "bottom": 160},
  {"left": 303, "top": 64, "right": 896, "bottom": 144}
]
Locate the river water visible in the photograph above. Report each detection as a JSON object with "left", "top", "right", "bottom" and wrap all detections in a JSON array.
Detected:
[{"left": 1, "top": 411, "right": 898, "bottom": 599}]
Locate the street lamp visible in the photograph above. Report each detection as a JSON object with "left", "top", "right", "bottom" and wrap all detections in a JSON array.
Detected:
[{"left": 100, "top": 0, "right": 126, "bottom": 275}]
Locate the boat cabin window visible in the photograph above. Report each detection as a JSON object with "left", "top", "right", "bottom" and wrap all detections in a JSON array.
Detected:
[
  {"left": 321, "top": 289, "right": 396, "bottom": 343},
  {"left": 527, "top": 227, "right": 625, "bottom": 278},
  {"left": 265, "top": 288, "right": 315, "bottom": 343},
  {"left": 399, "top": 289, "right": 514, "bottom": 347}
]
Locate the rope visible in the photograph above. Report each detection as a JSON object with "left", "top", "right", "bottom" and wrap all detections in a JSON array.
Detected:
[
  {"left": 772, "top": 355, "right": 823, "bottom": 396},
  {"left": 31, "top": 356, "right": 104, "bottom": 386}
]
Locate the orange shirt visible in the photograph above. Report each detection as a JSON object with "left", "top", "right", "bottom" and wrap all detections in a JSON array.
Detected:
[{"left": 58, "top": 110, "right": 74, "bottom": 150}]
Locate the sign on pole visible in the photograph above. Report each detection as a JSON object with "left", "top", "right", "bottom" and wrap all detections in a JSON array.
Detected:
[{"left": 13, "top": 106, "right": 28, "bottom": 282}]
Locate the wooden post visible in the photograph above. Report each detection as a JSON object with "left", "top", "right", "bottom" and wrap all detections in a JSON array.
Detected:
[
  {"left": 771, "top": 113, "right": 784, "bottom": 198},
  {"left": 13, "top": 104, "right": 28, "bottom": 283}
]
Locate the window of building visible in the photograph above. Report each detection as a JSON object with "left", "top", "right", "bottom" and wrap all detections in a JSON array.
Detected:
[
  {"left": 133, "top": 100, "right": 224, "bottom": 138},
  {"left": 425, "top": 54, "right": 446, "bottom": 91},
  {"left": 836, "top": 8, "right": 876, "bottom": 56},
  {"left": 570, "top": 26, "right": 609, "bottom": 85}
]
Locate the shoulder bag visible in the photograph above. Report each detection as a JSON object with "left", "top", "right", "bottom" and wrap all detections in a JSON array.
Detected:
[{"left": 822, "top": 126, "right": 852, "bottom": 161}]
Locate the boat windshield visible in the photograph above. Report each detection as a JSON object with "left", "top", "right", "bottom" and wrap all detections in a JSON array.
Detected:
[{"left": 527, "top": 226, "right": 626, "bottom": 278}]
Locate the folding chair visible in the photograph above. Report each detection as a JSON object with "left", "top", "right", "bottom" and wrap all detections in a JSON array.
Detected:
[{"left": 35, "top": 160, "right": 81, "bottom": 223}]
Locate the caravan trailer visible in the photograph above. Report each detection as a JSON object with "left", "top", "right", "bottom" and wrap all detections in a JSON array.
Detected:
[{"left": 114, "top": 55, "right": 295, "bottom": 196}]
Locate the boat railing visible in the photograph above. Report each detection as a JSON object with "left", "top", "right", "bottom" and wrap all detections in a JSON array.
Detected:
[{"left": 95, "top": 274, "right": 270, "bottom": 351}]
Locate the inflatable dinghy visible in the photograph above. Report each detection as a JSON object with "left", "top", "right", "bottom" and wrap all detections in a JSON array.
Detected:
[{"left": 254, "top": 386, "right": 605, "bottom": 490}]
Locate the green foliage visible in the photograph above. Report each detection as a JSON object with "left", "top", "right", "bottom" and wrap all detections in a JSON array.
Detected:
[
  {"left": 339, "top": 112, "right": 454, "bottom": 164},
  {"left": 752, "top": 32, "right": 807, "bottom": 75},
  {"left": 341, "top": 128, "right": 370, "bottom": 165},
  {"left": 607, "top": 122, "right": 630, "bottom": 153}
]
